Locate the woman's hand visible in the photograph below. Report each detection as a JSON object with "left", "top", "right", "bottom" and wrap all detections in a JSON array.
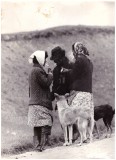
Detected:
[
  {"left": 48, "top": 68, "right": 53, "bottom": 74},
  {"left": 61, "top": 67, "right": 71, "bottom": 73},
  {"left": 43, "top": 63, "right": 52, "bottom": 73}
]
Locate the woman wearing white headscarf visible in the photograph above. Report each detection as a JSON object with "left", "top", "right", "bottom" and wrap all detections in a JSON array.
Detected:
[{"left": 28, "top": 50, "right": 53, "bottom": 152}]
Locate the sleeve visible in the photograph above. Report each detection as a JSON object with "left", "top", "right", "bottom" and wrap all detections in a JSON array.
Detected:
[
  {"left": 51, "top": 67, "right": 61, "bottom": 100},
  {"left": 52, "top": 67, "right": 60, "bottom": 92},
  {"left": 69, "top": 57, "right": 84, "bottom": 78},
  {"left": 36, "top": 69, "right": 53, "bottom": 88},
  {"left": 91, "top": 61, "right": 93, "bottom": 73}
]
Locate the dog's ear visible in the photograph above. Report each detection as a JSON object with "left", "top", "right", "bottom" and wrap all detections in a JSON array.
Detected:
[{"left": 54, "top": 93, "right": 60, "bottom": 99}]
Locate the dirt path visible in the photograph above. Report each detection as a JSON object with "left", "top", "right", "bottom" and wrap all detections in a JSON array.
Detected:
[{"left": 3, "top": 136, "right": 115, "bottom": 159}]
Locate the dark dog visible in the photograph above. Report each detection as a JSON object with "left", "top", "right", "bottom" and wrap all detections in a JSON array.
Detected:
[{"left": 94, "top": 104, "right": 115, "bottom": 138}]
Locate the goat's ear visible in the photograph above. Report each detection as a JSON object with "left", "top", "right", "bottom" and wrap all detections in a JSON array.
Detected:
[
  {"left": 54, "top": 93, "right": 59, "bottom": 99},
  {"left": 65, "top": 93, "right": 70, "bottom": 98}
]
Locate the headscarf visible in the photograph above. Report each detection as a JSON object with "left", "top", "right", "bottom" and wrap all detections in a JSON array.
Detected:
[
  {"left": 28, "top": 50, "right": 46, "bottom": 66},
  {"left": 72, "top": 42, "right": 89, "bottom": 56}
]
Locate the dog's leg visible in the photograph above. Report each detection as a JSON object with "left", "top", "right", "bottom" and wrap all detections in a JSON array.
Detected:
[
  {"left": 108, "top": 124, "right": 112, "bottom": 138},
  {"left": 82, "top": 119, "right": 88, "bottom": 143},
  {"left": 89, "top": 116, "right": 94, "bottom": 143},
  {"left": 107, "top": 120, "right": 113, "bottom": 138},
  {"left": 106, "top": 127, "right": 109, "bottom": 138},
  {"left": 103, "top": 118, "right": 110, "bottom": 138},
  {"left": 77, "top": 131, "right": 83, "bottom": 146},
  {"left": 79, "top": 118, "right": 88, "bottom": 144},
  {"left": 94, "top": 121, "right": 100, "bottom": 139},
  {"left": 77, "top": 118, "right": 83, "bottom": 146},
  {"left": 106, "top": 123, "right": 112, "bottom": 138},
  {"left": 63, "top": 126, "right": 69, "bottom": 146},
  {"left": 68, "top": 125, "right": 73, "bottom": 145}
]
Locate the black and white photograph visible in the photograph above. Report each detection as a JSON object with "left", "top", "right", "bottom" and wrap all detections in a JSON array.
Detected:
[{"left": 1, "top": 0, "right": 115, "bottom": 159}]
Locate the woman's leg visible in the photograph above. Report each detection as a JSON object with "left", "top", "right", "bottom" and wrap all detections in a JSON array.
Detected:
[
  {"left": 39, "top": 126, "right": 48, "bottom": 152},
  {"left": 33, "top": 127, "right": 41, "bottom": 149},
  {"left": 39, "top": 125, "right": 52, "bottom": 151},
  {"left": 45, "top": 126, "right": 52, "bottom": 146}
]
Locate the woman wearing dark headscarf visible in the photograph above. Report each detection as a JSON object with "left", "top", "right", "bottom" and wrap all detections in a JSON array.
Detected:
[{"left": 28, "top": 50, "right": 53, "bottom": 152}]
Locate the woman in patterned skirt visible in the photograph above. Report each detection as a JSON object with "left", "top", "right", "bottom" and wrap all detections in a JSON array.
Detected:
[
  {"left": 70, "top": 42, "right": 94, "bottom": 142},
  {"left": 63, "top": 42, "right": 94, "bottom": 143},
  {"left": 28, "top": 50, "right": 53, "bottom": 152}
]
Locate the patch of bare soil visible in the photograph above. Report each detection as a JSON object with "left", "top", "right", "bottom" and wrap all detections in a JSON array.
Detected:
[{"left": 3, "top": 135, "right": 115, "bottom": 159}]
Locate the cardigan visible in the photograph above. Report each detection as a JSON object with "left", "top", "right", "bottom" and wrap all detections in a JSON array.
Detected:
[
  {"left": 69, "top": 54, "right": 93, "bottom": 93},
  {"left": 29, "top": 64, "right": 53, "bottom": 110}
]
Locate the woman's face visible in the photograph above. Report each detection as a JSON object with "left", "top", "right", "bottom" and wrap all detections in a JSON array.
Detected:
[
  {"left": 72, "top": 49, "right": 78, "bottom": 60},
  {"left": 75, "top": 43, "right": 83, "bottom": 53},
  {"left": 73, "top": 43, "right": 84, "bottom": 60},
  {"left": 53, "top": 57, "right": 59, "bottom": 64},
  {"left": 43, "top": 51, "right": 48, "bottom": 66},
  {"left": 73, "top": 51, "right": 77, "bottom": 59},
  {"left": 53, "top": 56, "right": 63, "bottom": 66}
]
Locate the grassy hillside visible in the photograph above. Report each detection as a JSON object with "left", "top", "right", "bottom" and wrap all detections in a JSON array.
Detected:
[{"left": 1, "top": 25, "right": 115, "bottom": 155}]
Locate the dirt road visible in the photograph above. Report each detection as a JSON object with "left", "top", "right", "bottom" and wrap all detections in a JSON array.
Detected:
[{"left": 3, "top": 136, "right": 115, "bottom": 159}]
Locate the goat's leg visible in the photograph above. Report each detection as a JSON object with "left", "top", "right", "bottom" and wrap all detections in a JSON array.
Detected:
[
  {"left": 63, "top": 126, "right": 69, "bottom": 146},
  {"left": 68, "top": 125, "right": 73, "bottom": 145}
]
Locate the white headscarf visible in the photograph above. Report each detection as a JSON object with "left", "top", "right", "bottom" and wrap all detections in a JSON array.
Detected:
[{"left": 28, "top": 50, "right": 46, "bottom": 66}]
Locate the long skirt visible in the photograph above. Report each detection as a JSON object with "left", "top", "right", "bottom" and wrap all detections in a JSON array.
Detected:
[
  {"left": 70, "top": 91, "right": 94, "bottom": 118},
  {"left": 28, "top": 105, "right": 53, "bottom": 127}
]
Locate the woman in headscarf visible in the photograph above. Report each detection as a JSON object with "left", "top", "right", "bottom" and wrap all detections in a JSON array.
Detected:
[
  {"left": 70, "top": 42, "right": 93, "bottom": 93},
  {"left": 28, "top": 50, "right": 53, "bottom": 152},
  {"left": 68, "top": 42, "right": 94, "bottom": 143}
]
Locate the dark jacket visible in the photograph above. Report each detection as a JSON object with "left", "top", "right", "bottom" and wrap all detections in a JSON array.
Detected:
[
  {"left": 29, "top": 64, "right": 53, "bottom": 110},
  {"left": 69, "top": 54, "right": 93, "bottom": 93},
  {"left": 52, "top": 57, "right": 73, "bottom": 96}
]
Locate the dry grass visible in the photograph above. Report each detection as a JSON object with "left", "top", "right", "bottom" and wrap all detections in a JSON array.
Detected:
[{"left": 1, "top": 25, "right": 115, "bottom": 155}]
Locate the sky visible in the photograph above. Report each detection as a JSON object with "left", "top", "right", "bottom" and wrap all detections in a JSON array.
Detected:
[{"left": 1, "top": 0, "right": 115, "bottom": 33}]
